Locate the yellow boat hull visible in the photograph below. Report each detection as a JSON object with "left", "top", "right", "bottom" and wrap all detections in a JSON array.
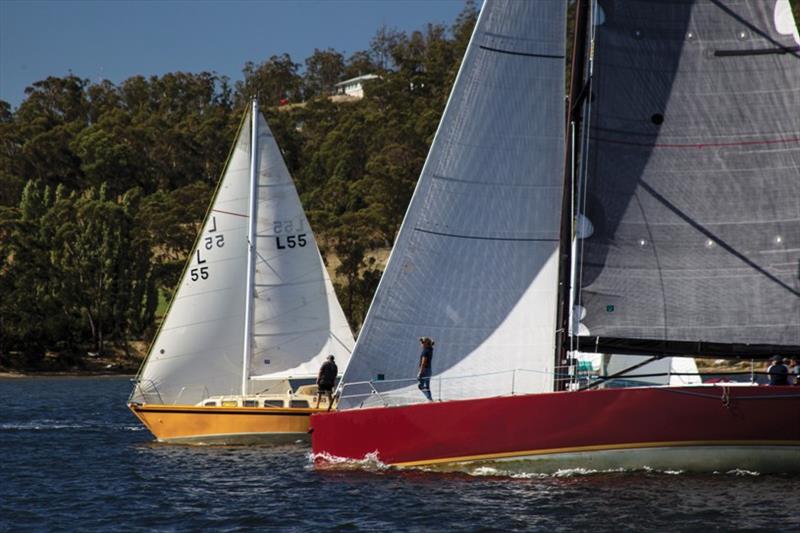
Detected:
[{"left": 129, "top": 403, "right": 322, "bottom": 445}]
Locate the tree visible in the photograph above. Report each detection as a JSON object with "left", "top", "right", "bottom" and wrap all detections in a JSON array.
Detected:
[
  {"left": 343, "top": 51, "right": 378, "bottom": 79},
  {"left": 330, "top": 212, "right": 382, "bottom": 330},
  {"left": 452, "top": 0, "right": 479, "bottom": 54},
  {"left": 370, "top": 25, "right": 406, "bottom": 71},
  {"left": 237, "top": 54, "right": 302, "bottom": 106},
  {"left": 362, "top": 143, "right": 424, "bottom": 244},
  {"left": 15, "top": 75, "right": 89, "bottom": 126},
  {"left": 304, "top": 48, "right": 345, "bottom": 98},
  {"left": 45, "top": 184, "right": 155, "bottom": 354},
  {"left": 0, "top": 181, "right": 64, "bottom": 359},
  {"left": 72, "top": 126, "right": 138, "bottom": 196},
  {"left": 0, "top": 100, "right": 11, "bottom": 123},
  {"left": 138, "top": 181, "right": 211, "bottom": 297}
]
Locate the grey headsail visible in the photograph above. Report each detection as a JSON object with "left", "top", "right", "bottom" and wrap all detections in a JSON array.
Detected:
[
  {"left": 574, "top": 0, "right": 800, "bottom": 356},
  {"left": 338, "top": 0, "right": 567, "bottom": 408}
]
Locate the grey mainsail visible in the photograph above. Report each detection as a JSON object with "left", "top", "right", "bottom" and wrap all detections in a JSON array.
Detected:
[
  {"left": 575, "top": 0, "right": 800, "bottom": 352},
  {"left": 339, "top": 0, "right": 567, "bottom": 408}
]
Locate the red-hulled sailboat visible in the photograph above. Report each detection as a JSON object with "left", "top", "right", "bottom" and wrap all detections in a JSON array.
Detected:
[{"left": 311, "top": 0, "right": 800, "bottom": 473}]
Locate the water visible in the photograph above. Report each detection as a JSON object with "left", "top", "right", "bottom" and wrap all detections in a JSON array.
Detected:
[{"left": 1, "top": 377, "right": 798, "bottom": 532}]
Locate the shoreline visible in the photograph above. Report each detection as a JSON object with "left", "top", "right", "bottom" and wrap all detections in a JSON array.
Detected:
[
  {"left": 0, "top": 371, "right": 136, "bottom": 379},
  {"left": 0, "top": 354, "right": 143, "bottom": 379}
]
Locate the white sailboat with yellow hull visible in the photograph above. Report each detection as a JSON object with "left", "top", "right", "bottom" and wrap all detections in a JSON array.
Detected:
[{"left": 129, "top": 100, "right": 355, "bottom": 444}]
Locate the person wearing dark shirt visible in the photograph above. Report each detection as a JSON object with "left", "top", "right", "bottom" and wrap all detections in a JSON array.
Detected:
[
  {"left": 315, "top": 355, "right": 338, "bottom": 410},
  {"left": 417, "top": 337, "right": 434, "bottom": 401},
  {"left": 766, "top": 355, "right": 789, "bottom": 386}
]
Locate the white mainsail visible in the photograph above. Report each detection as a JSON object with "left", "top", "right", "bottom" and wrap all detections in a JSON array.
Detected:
[
  {"left": 338, "top": 0, "right": 567, "bottom": 408},
  {"left": 133, "top": 105, "right": 354, "bottom": 405},
  {"left": 248, "top": 113, "right": 354, "bottom": 382}
]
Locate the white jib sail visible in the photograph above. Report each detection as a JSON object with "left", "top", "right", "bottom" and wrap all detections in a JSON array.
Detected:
[
  {"left": 338, "top": 0, "right": 567, "bottom": 408},
  {"left": 133, "top": 108, "right": 354, "bottom": 405}
]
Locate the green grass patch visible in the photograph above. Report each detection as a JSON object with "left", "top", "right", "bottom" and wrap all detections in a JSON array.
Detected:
[{"left": 155, "top": 288, "right": 171, "bottom": 320}]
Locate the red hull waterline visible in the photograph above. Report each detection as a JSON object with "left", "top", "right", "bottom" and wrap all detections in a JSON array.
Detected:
[{"left": 311, "top": 386, "right": 800, "bottom": 474}]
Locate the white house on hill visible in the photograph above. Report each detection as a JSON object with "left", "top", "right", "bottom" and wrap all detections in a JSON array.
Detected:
[{"left": 334, "top": 74, "right": 381, "bottom": 99}]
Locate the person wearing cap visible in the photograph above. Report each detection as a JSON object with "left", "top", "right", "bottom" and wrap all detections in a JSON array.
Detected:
[
  {"left": 417, "top": 337, "right": 434, "bottom": 401},
  {"left": 766, "top": 355, "right": 789, "bottom": 386},
  {"left": 315, "top": 355, "right": 338, "bottom": 410}
]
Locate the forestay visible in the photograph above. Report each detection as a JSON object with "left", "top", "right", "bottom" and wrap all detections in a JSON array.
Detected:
[
  {"left": 339, "top": 0, "right": 567, "bottom": 408},
  {"left": 576, "top": 0, "right": 800, "bottom": 348},
  {"left": 132, "top": 108, "right": 353, "bottom": 405}
]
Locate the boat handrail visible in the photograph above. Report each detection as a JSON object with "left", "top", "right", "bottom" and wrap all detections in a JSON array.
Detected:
[
  {"left": 130, "top": 379, "right": 217, "bottom": 406},
  {"left": 341, "top": 368, "right": 524, "bottom": 389},
  {"left": 338, "top": 368, "right": 561, "bottom": 408},
  {"left": 129, "top": 378, "right": 165, "bottom": 405},
  {"left": 134, "top": 367, "right": 767, "bottom": 407},
  {"left": 337, "top": 367, "right": 768, "bottom": 408}
]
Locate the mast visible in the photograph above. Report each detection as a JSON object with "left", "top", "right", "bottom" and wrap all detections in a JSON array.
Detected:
[
  {"left": 555, "top": 0, "right": 590, "bottom": 391},
  {"left": 242, "top": 98, "right": 259, "bottom": 396}
]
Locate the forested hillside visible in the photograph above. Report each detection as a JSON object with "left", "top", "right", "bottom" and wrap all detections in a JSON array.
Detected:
[{"left": 0, "top": 3, "right": 479, "bottom": 365}]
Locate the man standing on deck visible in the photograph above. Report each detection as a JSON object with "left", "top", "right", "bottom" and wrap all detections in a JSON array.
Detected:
[
  {"left": 766, "top": 355, "right": 789, "bottom": 386},
  {"left": 316, "top": 355, "right": 338, "bottom": 410},
  {"left": 417, "top": 337, "right": 434, "bottom": 401}
]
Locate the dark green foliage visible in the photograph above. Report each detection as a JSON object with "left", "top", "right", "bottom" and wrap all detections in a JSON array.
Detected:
[
  {"left": 304, "top": 48, "right": 346, "bottom": 98},
  {"left": 329, "top": 212, "right": 384, "bottom": 332},
  {"left": 237, "top": 55, "right": 303, "bottom": 106},
  {"left": 0, "top": 5, "right": 479, "bottom": 359},
  {"left": 793, "top": 0, "right": 800, "bottom": 26},
  {"left": 1, "top": 181, "right": 156, "bottom": 356}
]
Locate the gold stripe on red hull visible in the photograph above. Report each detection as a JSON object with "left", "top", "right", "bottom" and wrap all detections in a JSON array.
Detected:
[
  {"left": 129, "top": 403, "right": 322, "bottom": 445},
  {"left": 393, "top": 439, "right": 800, "bottom": 467}
]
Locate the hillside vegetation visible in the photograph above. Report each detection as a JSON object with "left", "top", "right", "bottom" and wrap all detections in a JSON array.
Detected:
[{"left": 0, "top": 4, "right": 479, "bottom": 369}]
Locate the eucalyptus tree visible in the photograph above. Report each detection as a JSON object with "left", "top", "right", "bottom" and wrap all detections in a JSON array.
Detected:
[
  {"left": 46, "top": 184, "right": 155, "bottom": 354},
  {"left": 304, "top": 48, "right": 345, "bottom": 98},
  {"left": 237, "top": 54, "right": 303, "bottom": 106}
]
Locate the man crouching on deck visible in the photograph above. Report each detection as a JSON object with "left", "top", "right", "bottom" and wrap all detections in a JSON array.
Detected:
[{"left": 315, "top": 355, "right": 338, "bottom": 410}]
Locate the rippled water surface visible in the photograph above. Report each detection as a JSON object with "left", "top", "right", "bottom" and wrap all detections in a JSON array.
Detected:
[{"left": 1, "top": 377, "right": 798, "bottom": 532}]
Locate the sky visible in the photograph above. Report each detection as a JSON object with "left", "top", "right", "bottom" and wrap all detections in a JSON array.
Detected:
[{"left": 0, "top": 0, "right": 468, "bottom": 109}]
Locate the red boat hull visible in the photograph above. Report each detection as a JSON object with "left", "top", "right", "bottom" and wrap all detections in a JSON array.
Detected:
[{"left": 311, "top": 386, "right": 800, "bottom": 472}]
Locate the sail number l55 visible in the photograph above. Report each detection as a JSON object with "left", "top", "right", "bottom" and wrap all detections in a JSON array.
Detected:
[{"left": 276, "top": 234, "right": 307, "bottom": 249}]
